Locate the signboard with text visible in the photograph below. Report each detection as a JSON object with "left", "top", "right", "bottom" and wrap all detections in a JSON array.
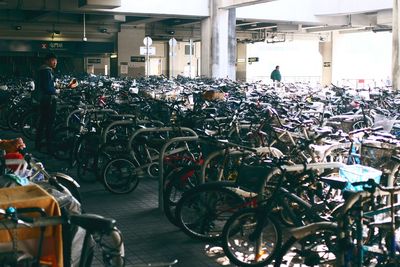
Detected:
[
  {"left": 248, "top": 57, "right": 259, "bottom": 63},
  {"left": 140, "top": 46, "right": 156, "bottom": 56},
  {"left": 0, "top": 40, "right": 114, "bottom": 54},
  {"left": 130, "top": 56, "right": 145, "bottom": 62}
]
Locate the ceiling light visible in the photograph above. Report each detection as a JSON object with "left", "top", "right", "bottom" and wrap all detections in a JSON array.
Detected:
[
  {"left": 83, "top": 13, "right": 87, "bottom": 42},
  {"left": 110, "top": 54, "right": 118, "bottom": 58}
]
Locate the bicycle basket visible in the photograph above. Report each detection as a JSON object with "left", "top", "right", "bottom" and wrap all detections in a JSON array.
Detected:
[
  {"left": 236, "top": 164, "right": 272, "bottom": 193},
  {"left": 361, "top": 140, "right": 398, "bottom": 169},
  {"left": 339, "top": 164, "right": 382, "bottom": 192},
  {"left": 373, "top": 114, "right": 397, "bottom": 132}
]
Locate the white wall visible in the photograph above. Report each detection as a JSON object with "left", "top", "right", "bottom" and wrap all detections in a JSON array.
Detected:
[
  {"left": 332, "top": 31, "right": 392, "bottom": 87},
  {"left": 246, "top": 37, "right": 323, "bottom": 84}
]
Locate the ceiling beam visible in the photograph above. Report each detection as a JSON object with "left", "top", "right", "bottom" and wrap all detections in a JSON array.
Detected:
[
  {"left": 236, "top": 21, "right": 263, "bottom": 27},
  {"left": 219, "top": 0, "right": 277, "bottom": 9},
  {"left": 122, "top": 17, "right": 169, "bottom": 26}
]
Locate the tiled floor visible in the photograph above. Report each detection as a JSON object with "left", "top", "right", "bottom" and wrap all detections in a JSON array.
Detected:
[{"left": 0, "top": 130, "right": 232, "bottom": 267}]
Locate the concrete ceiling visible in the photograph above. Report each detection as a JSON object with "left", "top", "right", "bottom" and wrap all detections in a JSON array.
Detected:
[{"left": 0, "top": 0, "right": 394, "bottom": 43}]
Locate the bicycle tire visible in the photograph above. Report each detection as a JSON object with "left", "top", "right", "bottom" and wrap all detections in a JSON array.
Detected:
[
  {"left": 175, "top": 182, "right": 245, "bottom": 241},
  {"left": 51, "top": 127, "right": 78, "bottom": 161},
  {"left": 102, "top": 158, "right": 140, "bottom": 194},
  {"left": 352, "top": 117, "right": 373, "bottom": 130},
  {"left": 21, "top": 111, "right": 39, "bottom": 140},
  {"left": 7, "top": 106, "right": 24, "bottom": 132},
  {"left": 222, "top": 207, "right": 282, "bottom": 267},
  {"left": 163, "top": 167, "right": 199, "bottom": 227},
  {"left": 273, "top": 224, "right": 338, "bottom": 267},
  {"left": 77, "top": 159, "right": 98, "bottom": 183}
]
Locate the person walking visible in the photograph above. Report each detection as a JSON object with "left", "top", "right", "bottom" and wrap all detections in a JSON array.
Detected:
[
  {"left": 34, "top": 53, "right": 58, "bottom": 152},
  {"left": 270, "top": 65, "right": 282, "bottom": 83}
]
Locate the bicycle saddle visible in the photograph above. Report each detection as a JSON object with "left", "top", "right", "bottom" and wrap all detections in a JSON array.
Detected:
[{"left": 70, "top": 214, "right": 116, "bottom": 234}]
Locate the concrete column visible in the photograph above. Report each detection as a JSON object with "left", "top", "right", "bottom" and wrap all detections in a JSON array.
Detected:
[
  {"left": 236, "top": 42, "right": 247, "bottom": 81},
  {"left": 393, "top": 0, "right": 400, "bottom": 91},
  {"left": 201, "top": 0, "right": 236, "bottom": 79},
  {"left": 319, "top": 32, "right": 333, "bottom": 87},
  {"left": 117, "top": 27, "right": 145, "bottom": 77}
]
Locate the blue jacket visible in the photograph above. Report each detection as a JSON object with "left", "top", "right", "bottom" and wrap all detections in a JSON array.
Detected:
[{"left": 37, "top": 65, "right": 56, "bottom": 95}]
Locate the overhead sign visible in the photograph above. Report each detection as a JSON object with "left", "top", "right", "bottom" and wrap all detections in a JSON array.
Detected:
[
  {"left": 130, "top": 56, "right": 145, "bottom": 62},
  {"left": 140, "top": 46, "right": 156, "bottom": 56},
  {"left": 143, "top": 36, "right": 153, "bottom": 46},
  {"left": 0, "top": 40, "right": 114, "bottom": 54},
  {"left": 248, "top": 57, "right": 259, "bottom": 63},
  {"left": 87, "top": 58, "right": 101, "bottom": 64}
]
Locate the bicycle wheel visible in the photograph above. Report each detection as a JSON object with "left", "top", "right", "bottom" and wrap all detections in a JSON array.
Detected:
[
  {"left": 52, "top": 127, "right": 78, "bottom": 161},
  {"left": 75, "top": 133, "right": 100, "bottom": 183},
  {"left": 352, "top": 117, "right": 373, "bottom": 130},
  {"left": 103, "top": 158, "right": 140, "bottom": 194},
  {"left": 163, "top": 167, "right": 200, "bottom": 227},
  {"left": 21, "top": 111, "right": 39, "bottom": 140},
  {"left": 274, "top": 225, "right": 338, "bottom": 267},
  {"left": 222, "top": 208, "right": 281, "bottom": 267},
  {"left": 175, "top": 182, "right": 245, "bottom": 241},
  {"left": 7, "top": 106, "right": 24, "bottom": 132}
]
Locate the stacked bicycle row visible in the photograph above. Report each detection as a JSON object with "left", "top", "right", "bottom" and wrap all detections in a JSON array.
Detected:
[{"left": 2, "top": 74, "right": 400, "bottom": 265}]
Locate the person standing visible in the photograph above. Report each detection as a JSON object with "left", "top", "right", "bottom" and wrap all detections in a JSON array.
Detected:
[
  {"left": 35, "top": 53, "right": 58, "bottom": 152},
  {"left": 270, "top": 65, "right": 282, "bottom": 83}
]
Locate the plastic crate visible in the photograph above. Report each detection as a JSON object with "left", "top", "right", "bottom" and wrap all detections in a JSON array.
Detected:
[{"left": 339, "top": 164, "right": 382, "bottom": 192}]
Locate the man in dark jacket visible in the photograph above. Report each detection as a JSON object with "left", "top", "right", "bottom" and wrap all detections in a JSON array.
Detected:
[
  {"left": 35, "top": 53, "right": 57, "bottom": 152},
  {"left": 270, "top": 65, "right": 282, "bottom": 83}
]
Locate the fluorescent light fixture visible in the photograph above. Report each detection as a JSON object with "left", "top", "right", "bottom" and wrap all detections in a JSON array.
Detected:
[{"left": 110, "top": 54, "right": 118, "bottom": 58}]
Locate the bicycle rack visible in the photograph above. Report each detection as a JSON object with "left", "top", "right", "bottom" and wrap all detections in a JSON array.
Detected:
[
  {"left": 66, "top": 108, "right": 118, "bottom": 127},
  {"left": 158, "top": 129, "right": 198, "bottom": 210},
  {"left": 101, "top": 118, "right": 164, "bottom": 145},
  {"left": 101, "top": 120, "right": 137, "bottom": 145},
  {"left": 126, "top": 126, "right": 198, "bottom": 210},
  {"left": 125, "top": 126, "right": 200, "bottom": 210}
]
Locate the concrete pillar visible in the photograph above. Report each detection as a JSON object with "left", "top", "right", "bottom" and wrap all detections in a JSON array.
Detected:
[
  {"left": 236, "top": 42, "right": 247, "bottom": 81},
  {"left": 393, "top": 0, "right": 400, "bottom": 91},
  {"left": 201, "top": 0, "right": 236, "bottom": 79},
  {"left": 117, "top": 27, "right": 145, "bottom": 77},
  {"left": 319, "top": 32, "right": 333, "bottom": 87}
]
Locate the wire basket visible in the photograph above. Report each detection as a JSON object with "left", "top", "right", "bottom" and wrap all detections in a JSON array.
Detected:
[
  {"left": 339, "top": 164, "right": 382, "bottom": 192},
  {"left": 373, "top": 114, "right": 397, "bottom": 132},
  {"left": 361, "top": 140, "right": 398, "bottom": 169}
]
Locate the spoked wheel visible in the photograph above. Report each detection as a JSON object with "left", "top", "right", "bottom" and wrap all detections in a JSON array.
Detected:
[
  {"left": 352, "top": 117, "right": 373, "bottom": 130},
  {"left": 77, "top": 157, "right": 98, "bottom": 183},
  {"left": 7, "top": 107, "right": 23, "bottom": 132},
  {"left": 75, "top": 133, "right": 100, "bottom": 183},
  {"left": 21, "top": 111, "right": 39, "bottom": 140},
  {"left": 102, "top": 158, "right": 140, "bottom": 194},
  {"left": 52, "top": 127, "right": 78, "bottom": 161},
  {"left": 274, "top": 226, "right": 338, "bottom": 267},
  {"left": 175, "top": 182, "right": 245, "bottom": 241},
  {"left": 163, "top": 167, "right": 200, "bottom": 226},
  {"left": 222, "top": 208, "right": 282, "bottom": 267}
]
